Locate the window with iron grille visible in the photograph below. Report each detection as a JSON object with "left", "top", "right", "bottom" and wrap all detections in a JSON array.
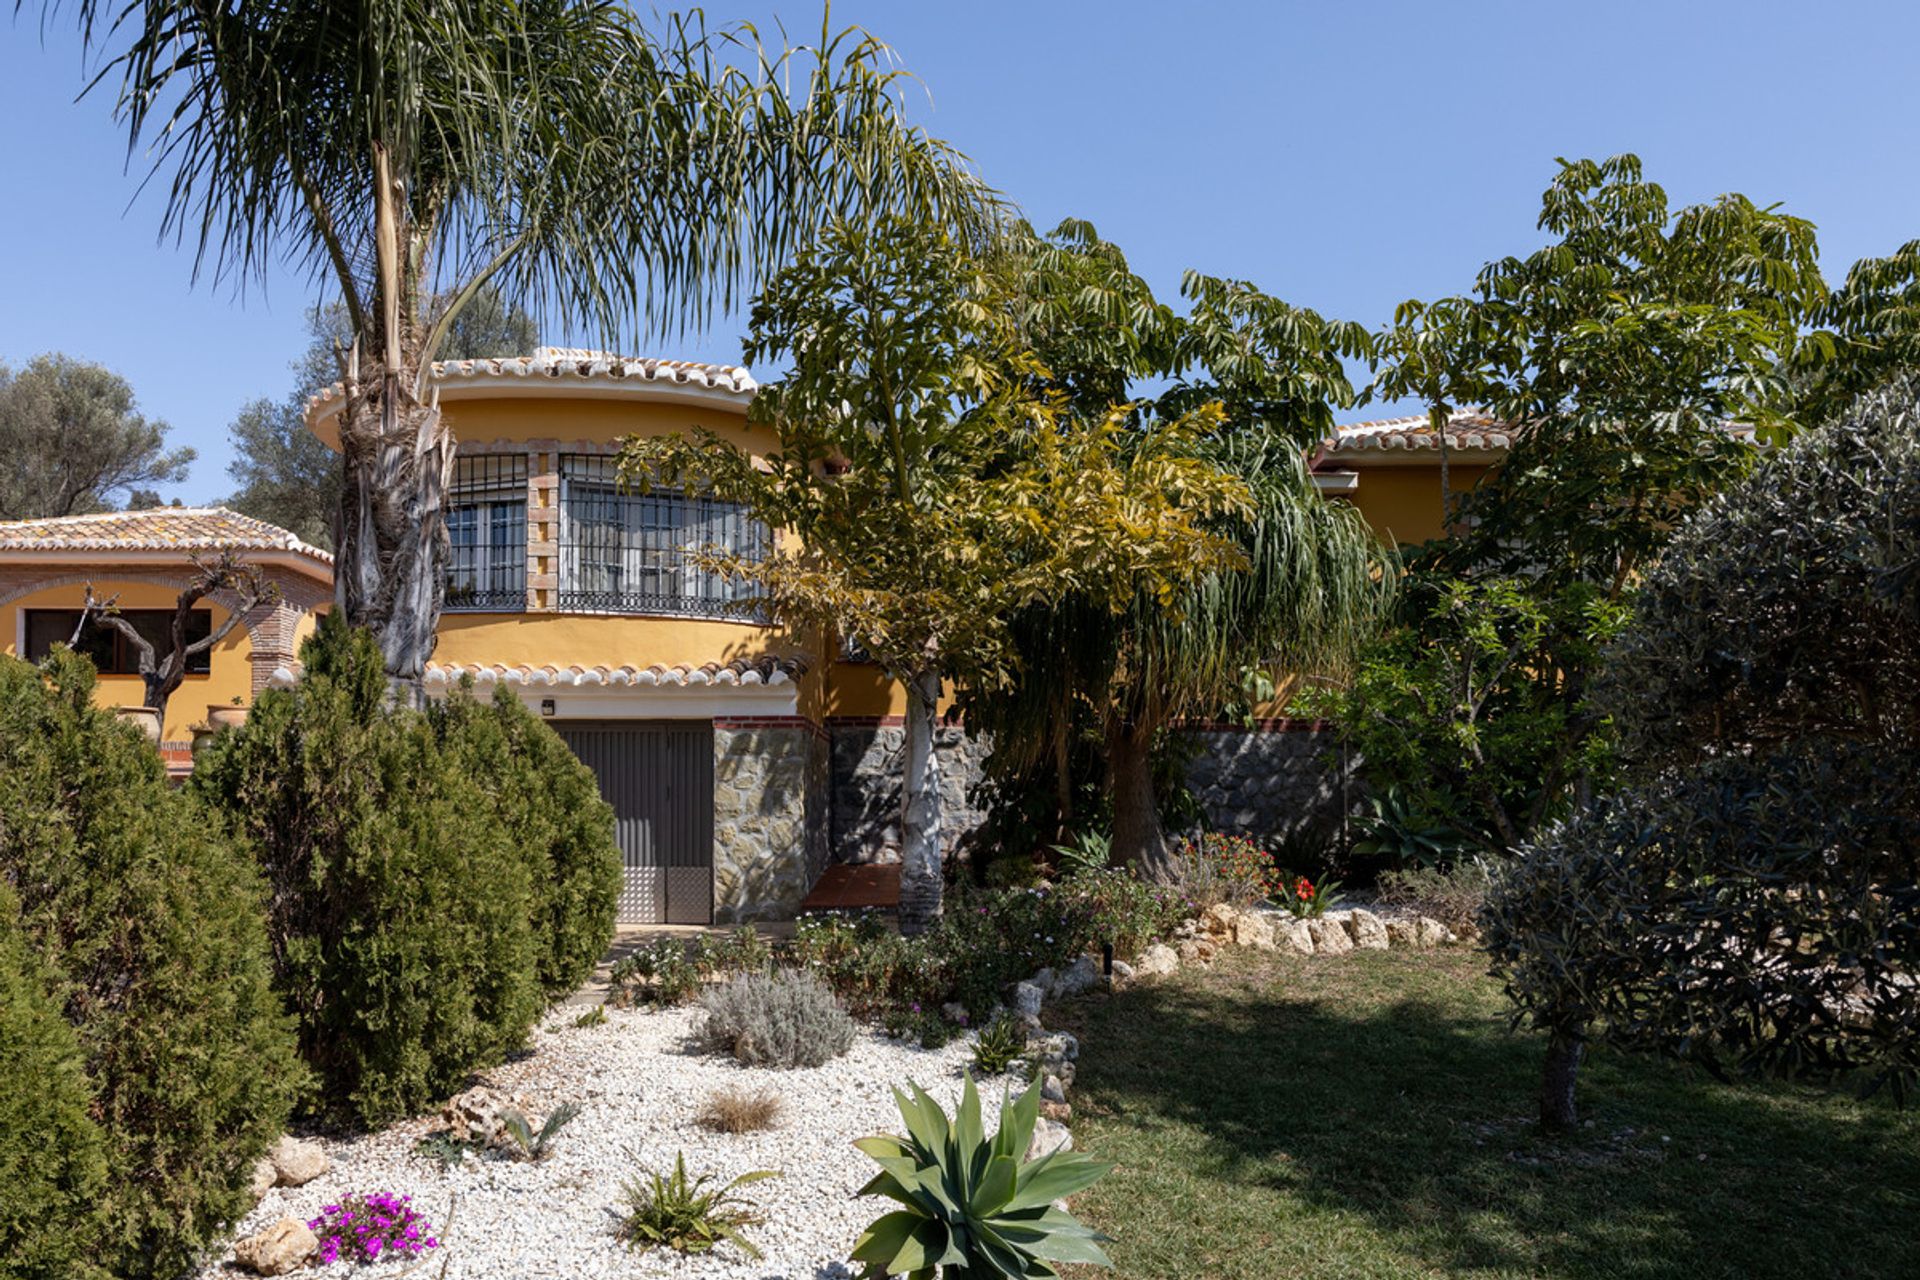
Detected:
[
  {"left": 446, "top": 452, "right": 528, "bottom": 611},
  {"left": 558, "top": 453, "right": 768, "bottom": 617}
]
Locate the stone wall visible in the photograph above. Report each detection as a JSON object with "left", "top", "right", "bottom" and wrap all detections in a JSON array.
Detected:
[
  {"left": 822, "top": 719, "right": 1356, "bottom": 867},
  {"left": 1179, "top": 724, "right": 1358, "bottom": 841},
  {"left": 712, "top": 721, "right": 826, "bottom": 923},
  {"left": 828, "top": 719, "right": 992, "bottom": 863}
]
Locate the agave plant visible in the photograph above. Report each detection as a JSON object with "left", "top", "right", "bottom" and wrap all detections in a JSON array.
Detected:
[{"left": 851, "top": 1077, "right": 1113, "bottom": 1278}]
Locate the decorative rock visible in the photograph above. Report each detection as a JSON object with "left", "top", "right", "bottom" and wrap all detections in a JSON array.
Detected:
[
  {"left": 248, "top": 1155, "right": 277, "bottom": 1200},
  {"left": 1200, "top": 902, "right": 1239, "bottom": 940},
  {"left": 1026, "top": 1116, "right": 1073, "bottom": 1161},
  {"left": 1273, "top": 917, "right": 1315, "bottom": 955},
  {"left": 1344, "top": 909, "right": 1391, "bottom": 951},
  {"left": 1416, "top": 916, "right": 1454, "bottom": 947},
  {"left": 1011, "top": 981, "right": 1047, "bottom": 1021},
  {"left": 1232, "top": 911, "right": 1278, "bottom": 951},
  {"left": 1134, "top": 943, "right": 1179, "bottom": 978},
  {"left": 268, "top": 1135, "right": 329, "bottom": 1188},
  {"left": 1307, "top": 917, "right": 1353, "bottom": 955},
  {"left": 1385, "top": 919, "right": 1418, "bottom": 948},
  {"left": 232, "top": 1218, "right": 317, "bottom": 1276},
  {"left": 1110, "top": 958, "right": 1136, "bottom": 985},
  {"left": 1031, "top": 1031, "right": 1079, "bottom": 1062},
  {"left": 1039, "top": 1099, "right": 1073, "bottom": 1123},
  {"left": 1176, "top": 937, "right": 1220, "bottom": 966},
  {"left": 1040, "top": 1073, "right": 1068, "bottom": 1104},
  {"left": 1051, "top": 954, "right": 1104, "bottom": 998}
]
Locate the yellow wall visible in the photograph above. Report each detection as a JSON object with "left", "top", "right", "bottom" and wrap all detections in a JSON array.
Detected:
[
  {"left": 0, "top": 581, "right": 253, "bottom": 741},
  {"left": 371, "top": 389, "right": 1503, "bottom": 723},
  {"left": 1343, "top": 463, "right": 1493, "bottom": 548},
  {"left": 443, "top": 396, "right": 773, "bottom": 457}
]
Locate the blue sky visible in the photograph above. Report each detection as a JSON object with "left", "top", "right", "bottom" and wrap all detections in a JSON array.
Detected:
[{"left": 4, "top": 1, "right": 1917, "bottom": 505}]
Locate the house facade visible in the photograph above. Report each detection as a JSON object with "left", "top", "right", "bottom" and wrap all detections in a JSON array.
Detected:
[
  {"left": 0, "top": 508, "right": 335, "bottom": 768},
  {"left": 4, "top": 350, "right": 1506, "bottom": 927}
]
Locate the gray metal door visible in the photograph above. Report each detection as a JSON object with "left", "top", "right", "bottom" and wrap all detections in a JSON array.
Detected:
[{"left": 557, "top": 721, "right": 714, "bottom": 925}]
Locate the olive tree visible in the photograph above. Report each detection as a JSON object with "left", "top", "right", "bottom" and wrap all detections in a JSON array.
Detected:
[{"left": 1485, "top": 377, "right": 1920, "bottom": 1129}]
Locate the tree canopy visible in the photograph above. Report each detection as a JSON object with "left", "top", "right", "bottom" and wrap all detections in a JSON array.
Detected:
[
  {"left": 1485, "top": 377, "right": 1920, "bottom": 1128},
  {"left": 0, "top": 354, "right": 193, "bottom": 519},
  {"left": 620, "top": 216, "right": 1253, "bottom": 929}
]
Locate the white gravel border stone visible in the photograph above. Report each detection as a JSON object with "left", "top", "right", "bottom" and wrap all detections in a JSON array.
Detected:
[{"left": 199, "top": 1006, "right": 992, "bottom": 1280}]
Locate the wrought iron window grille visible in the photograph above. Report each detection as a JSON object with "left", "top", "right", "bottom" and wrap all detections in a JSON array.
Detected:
[{"left": 446, "top": 452, "right": 529, "bottom": 612}]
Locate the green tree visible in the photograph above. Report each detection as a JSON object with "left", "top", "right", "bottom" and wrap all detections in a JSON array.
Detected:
[
  {"left": 0, "top": 882, "right": 109, "bottom": 1280},
  {"left": 619, "top": 217, "right": 1249, "bottom": 932},
  {"left": 56, "top": 1, "right": 992, "bottom": 696},
  {"left": 1336, "top": 154, "right": 1834, "bottom": 848},
  {"left": 963, "top": 223, "right": 1390, "bottom": 875},
  {"left": 0, "top": 354, "right": 193, "bottom": 519},
  {"left": 0, "top": 650, "right": 301, "bottom": 1277},
  {"left": 1485, "top": 377, "right": 1920, "bottom": 1129},
  {"left": 227, "top": 288, "right": 539, "bottom": 548}
]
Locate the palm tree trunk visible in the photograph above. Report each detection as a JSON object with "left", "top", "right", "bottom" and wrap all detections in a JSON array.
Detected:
[
  {"left": 336, "top": 381, "right": 451, "bottom": 704},
  {"left": 897, "top": 668, "right": 946, "bottom": 937},
  {"left": 1540, "top": 1026, "right": 1585, "bottom": 1132},
  {"left": 1109, "top": 719, "right": 1172, "bottom": 880}
]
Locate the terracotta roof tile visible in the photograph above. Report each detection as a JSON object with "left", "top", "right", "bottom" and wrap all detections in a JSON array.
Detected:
[
  {"left": 306, "top": 347, "right": 757, "bottom": 418},
  {"left": 0, "top": 506, "right": 333, "bottom": 564}
]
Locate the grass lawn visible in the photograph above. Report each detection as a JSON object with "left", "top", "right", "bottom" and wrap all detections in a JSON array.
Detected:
[{"left": 1050, "top": 947, "right": 1918, "bottom": 1280}]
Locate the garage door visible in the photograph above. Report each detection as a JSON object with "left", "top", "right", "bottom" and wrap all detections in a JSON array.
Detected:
[{"left": 558, "top": 721, "right": 714, "bottom": 925}]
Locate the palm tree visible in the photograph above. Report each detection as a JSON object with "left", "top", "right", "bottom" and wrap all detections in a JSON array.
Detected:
[
  {"left": 54, "top": 0, "right": 994, "bottom": 694},
  {"left": 978, "top": 432, "right": 1392, "bottom": 877}
]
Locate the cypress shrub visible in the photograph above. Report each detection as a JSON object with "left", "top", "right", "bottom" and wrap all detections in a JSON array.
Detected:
[
  {"left": 0, "top": 651, "right": 300, "bottom": 1279},
  {"left": 0, "top": 882, "right": 109, "bottom": 1280},
  {"left": 191, "top": 617, "right": 546, "bottom": 1126},
  {"left": 430, "top": 683, "right": 620, "bottom": 998}
]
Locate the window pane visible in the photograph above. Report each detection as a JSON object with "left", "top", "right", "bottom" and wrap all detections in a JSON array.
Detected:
[
  {"left": 446, "top": 453, "right": 527, "bottom": 610},
  {"left": 24, "top": 608, "right": 210, "bottom": 674}
]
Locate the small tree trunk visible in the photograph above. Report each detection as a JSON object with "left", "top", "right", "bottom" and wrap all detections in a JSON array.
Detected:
[
  {"left": 1540, "top": 1027, "right": 1585, "bottom": 1132},
  {"left": 1109, "top": 720, "right": 1171, "bottom": 880},
  {"left": 897, "top": 669, "right": 946, "bottom": 937}
]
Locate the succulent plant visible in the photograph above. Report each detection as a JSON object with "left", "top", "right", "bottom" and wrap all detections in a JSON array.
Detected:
[{"left": 850, "top": 1076, "right": 1113, "bottom": 1278}]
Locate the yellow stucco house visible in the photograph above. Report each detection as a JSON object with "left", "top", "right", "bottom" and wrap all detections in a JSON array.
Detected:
[
  {"left": 0, "top": 507, "right": 335, "bottom": 769},
  {"left": 2, "top": 347, "right": 1503, "bottom": 926}
]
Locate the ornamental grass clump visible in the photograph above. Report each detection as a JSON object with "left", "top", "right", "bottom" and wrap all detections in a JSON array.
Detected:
[
  {"left": 307, "top": 1193, "right": 441, "bottom": 1265},
  {"left": 700, "top": 969, "right": 855, "bottom": 1068}
]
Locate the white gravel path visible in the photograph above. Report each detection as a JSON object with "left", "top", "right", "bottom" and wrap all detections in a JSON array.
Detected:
[{"left": 200, "top": 1006, "right": 988, "bottom": 1280}]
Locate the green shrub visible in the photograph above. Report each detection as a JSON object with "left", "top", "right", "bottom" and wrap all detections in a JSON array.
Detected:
[
  {"left": 1485, "top": 746, "right": 1920, "bottom": 1113},
  {"left": 700, "top": 970, "right": 855, "bottom": 1068},
  {"left": 607, "top": 938, "right": 702, "bottom": 1007},
  {"left": 850, "top": 1076, "right": 1113, "bottom": 1278},
  {"left": 0, "top": 882, "right": 108, "bottom": 1280},
  {"left": 191, "top": 617, "right": 543, "bottom": 1126},
  {"left": 0, "top": 651, "right": 301, "bottom": 1277},
  {"left": 1374, "top": 861, "right": 1492, "bottom": 933},
  {"left": 430, "top": 684, "right": 620, "bottom": 997}
]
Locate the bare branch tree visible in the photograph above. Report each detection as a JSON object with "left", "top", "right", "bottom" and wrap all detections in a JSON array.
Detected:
[{"left": 77, "top": 552, "right": 281, "bottom": 725}]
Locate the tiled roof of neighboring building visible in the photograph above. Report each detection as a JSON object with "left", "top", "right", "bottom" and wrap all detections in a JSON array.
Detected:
[
  {"left": 0, "top": 506, "right": 334, "bottom": 565},
  {"left": 305, "top": 347, "right": 758, "bottom": 419},
  {"left": 420, "top": 656, "right": 807, "bottom": 689},
  {"left": 1321, "top": 410, "right": 1516, "bottom": 455}
]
